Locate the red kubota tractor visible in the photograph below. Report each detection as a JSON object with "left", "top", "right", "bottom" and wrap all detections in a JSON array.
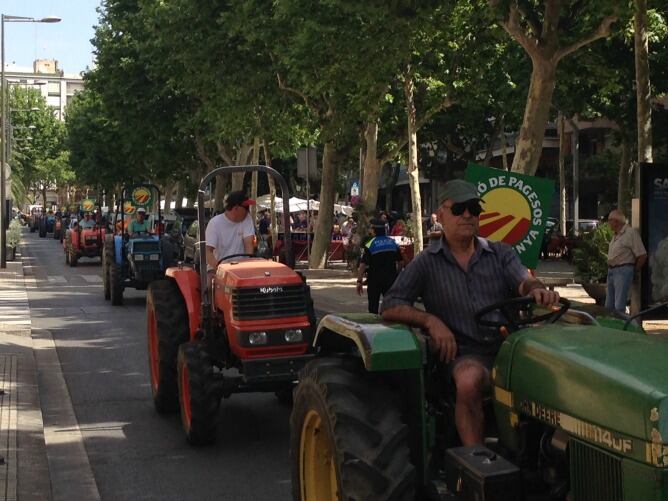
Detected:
[
  {"left": 146, "top": 165, "right": 316, "bottom": 445},
  {"left": 64, "top": 211, "right": 106, "bottom": 267}
]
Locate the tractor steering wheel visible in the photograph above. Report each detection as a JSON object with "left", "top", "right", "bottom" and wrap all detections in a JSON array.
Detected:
[
  {"left": 475, "top": 296, "right": 571, "bottom": 335},
  {"left": 217, "top": 253, "right": 255, "bottom": 265}
]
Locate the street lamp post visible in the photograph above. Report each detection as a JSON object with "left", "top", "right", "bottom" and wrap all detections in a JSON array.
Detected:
[{"left": 0, "top": 14, "right": 60, "bottom": 268}]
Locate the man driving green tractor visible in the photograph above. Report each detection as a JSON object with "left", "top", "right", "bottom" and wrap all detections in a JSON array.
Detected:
[{"left": 381, "top": 179, "right": 559, "bottom": 446}]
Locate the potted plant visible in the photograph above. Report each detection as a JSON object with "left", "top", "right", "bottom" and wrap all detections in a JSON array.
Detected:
[
  {"left": 7, "top": 219, "right": 21, "bottom": 261},
  {"left": 572, "top": 223, "right": 613, "bottom": 305}
]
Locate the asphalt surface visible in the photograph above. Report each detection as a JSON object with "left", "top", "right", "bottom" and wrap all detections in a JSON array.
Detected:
[{"left": 22, "top": 231, "right": 293, "bottom": 501}]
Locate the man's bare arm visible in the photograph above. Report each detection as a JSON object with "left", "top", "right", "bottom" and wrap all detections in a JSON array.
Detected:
[
  {"left": 206, "top": 246, "right": 217, "bottom": 270},
  {"left": 381, "top": 305, "right": 457, "bottom": 362},
  {"left": 635, "top": 254, "right": 647, "bottom": 271},
  {"left": 518, "top": 276, "right": 560, "bottom": 306},
  {"left": 243, "top": 236, "right": 254, "bottom": 255}
]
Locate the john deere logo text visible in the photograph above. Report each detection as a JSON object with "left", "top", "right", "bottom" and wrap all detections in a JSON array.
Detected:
[
  {"left": 131, "top": 187, "right": 152, "bottom": 207},
  {"left": 123, "top": 201, "right": 136, "bottom": 214},
  {"left": 476, "top": 176, "right": 543, "bottom": 254},
  {"left": 82, "top": 199, "right": 95, "bottom": 212}
]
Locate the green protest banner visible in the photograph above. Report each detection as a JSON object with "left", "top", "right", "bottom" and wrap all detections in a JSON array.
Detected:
[{"left": 465, "top": 163, "right": 555, "bottom": 269}]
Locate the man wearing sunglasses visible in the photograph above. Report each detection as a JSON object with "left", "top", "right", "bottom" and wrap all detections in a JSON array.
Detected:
[{"left": 381, "top": 179, "right": 559, "bottom": 446}]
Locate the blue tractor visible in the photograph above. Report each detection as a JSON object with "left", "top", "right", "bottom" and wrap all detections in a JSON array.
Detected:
[{"left": 102, "top": 183, "right": 176, "bottom": 306}]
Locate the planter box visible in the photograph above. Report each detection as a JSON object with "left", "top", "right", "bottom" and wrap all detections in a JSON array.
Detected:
[{"left": 582, "top": 282, "right": 606, "bottom": 306}]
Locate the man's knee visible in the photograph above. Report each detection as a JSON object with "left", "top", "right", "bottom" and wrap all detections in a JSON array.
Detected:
[{"left": 453, "top": 361, "right": 489, "bottom": 402}]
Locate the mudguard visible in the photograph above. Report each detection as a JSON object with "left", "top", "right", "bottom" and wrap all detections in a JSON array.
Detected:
[
  {"left": 314, "top": 313, "right": 423, "bottom": 371},
  {"left": 165, "top": 267, "right": 201, "bottom": 338}
]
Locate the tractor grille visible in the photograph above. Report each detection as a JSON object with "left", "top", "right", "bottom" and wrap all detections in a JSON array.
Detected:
[
  {"left": 132, "top": 241, "right": 160, "bottom": 253},
  {"left": 570, "top": 439, "right": 623, "bottom": 501},
  {"left": 232, "top": 284, "right": 307, "bottom": 320}
]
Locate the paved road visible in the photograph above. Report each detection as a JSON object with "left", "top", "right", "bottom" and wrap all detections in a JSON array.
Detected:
[{"left": 22, "top": 231, "right": 293, "bottom": 501}]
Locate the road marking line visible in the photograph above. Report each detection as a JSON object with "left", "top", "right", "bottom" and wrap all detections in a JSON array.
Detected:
[
  {"left": 80, "top": 275, "right": 102, "bottom": 283},
  {"left": 47, "top": 276, "right": 67, "bottom": 284}
]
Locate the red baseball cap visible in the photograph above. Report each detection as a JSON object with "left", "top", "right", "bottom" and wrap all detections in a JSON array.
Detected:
[{"left": 225, "top": 191, "right": 256, "bottom": 210}]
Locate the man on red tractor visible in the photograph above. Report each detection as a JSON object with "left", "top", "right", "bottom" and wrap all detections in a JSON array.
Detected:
[{"left": 205, "top": 190, "right": 256, "bottom": 271}]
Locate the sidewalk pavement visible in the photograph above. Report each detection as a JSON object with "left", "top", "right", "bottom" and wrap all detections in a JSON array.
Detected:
[{"left": 0, "top": 257, "right": 51, "bottom": 501}]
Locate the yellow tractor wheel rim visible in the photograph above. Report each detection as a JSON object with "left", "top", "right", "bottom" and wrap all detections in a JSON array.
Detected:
[{"left": 300, "top": 409, "right": 339, "bottom": 501}]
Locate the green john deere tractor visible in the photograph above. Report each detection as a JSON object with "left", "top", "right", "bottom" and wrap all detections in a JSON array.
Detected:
[{"left": 290, "top": 298, "right": 668, "bottom": 501}]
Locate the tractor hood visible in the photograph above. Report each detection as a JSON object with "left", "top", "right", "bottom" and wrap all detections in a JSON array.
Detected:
[
  {"left": 218, "top": 259, "right": 303, "bottom": 288},
  {"left": 497, "top": 325, "right": 668, "bottom": 460}
]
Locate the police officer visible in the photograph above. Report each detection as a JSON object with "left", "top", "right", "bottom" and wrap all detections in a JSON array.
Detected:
[{"left": 356, "top": 218, "right": 404, "bottom": 314}]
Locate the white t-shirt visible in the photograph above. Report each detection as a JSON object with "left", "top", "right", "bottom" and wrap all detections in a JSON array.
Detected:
[{"left": 205, "top": 212, "right": 255, "bottom": 262}]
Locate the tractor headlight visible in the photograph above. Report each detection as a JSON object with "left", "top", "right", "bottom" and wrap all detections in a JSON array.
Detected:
[
  {"left": 149, "top": 254, "right": 160, "bottom": 261},
  {"left": 133, "top": 254, "right": 144, "bottom": 261},
  {"left": 284, "top": 329, "right": 303, "bottom": 343},
  {"left": 248, "top": 332, "right": 268, "bottom": 345}
]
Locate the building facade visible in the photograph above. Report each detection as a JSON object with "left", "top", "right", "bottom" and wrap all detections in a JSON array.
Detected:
[{"left": 4, "top": 59, "right": 84, "bottom": 120}]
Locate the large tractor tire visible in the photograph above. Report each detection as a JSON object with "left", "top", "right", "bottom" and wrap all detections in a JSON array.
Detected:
[
  {"left": 102, "top": 238, "right": 114, "bottom": 301},
  {"left": 39, "top": 223, "right": 46, "bottom": 238},
  {"left": 65, "top": 245, "right": 70, "bottom": 265},
  {"left": 53, "top": 228, "right": 60, "bottom": 240},
  {"left": 177, "top": 342, "right": 220, "bottom": 445},
  {"left": 69, "top": 244, "right": 78, "bottom": 267},
  {"left": 290, "top": 358, "right": 415, "bottom": 501},
  {"left": 146, "top": 279, "right": 189, "bottom": 413},
  {"left": 109, "top": 260, "right": 123, "bottom": 306}
]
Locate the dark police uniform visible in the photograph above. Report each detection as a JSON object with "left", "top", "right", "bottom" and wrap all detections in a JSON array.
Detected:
[{"left": 360, "top": 235, "right": 403, "bottom": 314}]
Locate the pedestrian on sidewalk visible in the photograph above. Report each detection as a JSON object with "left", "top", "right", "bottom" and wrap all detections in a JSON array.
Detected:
[
  {"left": 605, "top": 209, "right": 647, "bottom": 314},
  {"left": 356, "top": 218, "right": 404, "bottom": 314}
]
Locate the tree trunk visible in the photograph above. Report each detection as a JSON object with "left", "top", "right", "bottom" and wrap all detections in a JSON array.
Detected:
[
  {"left": 250, "top": 137, "right": 260, "bottom": 222},
  {"left": 511, "top": 60, "right": 557, "bottom": 175},
  {"left": 175, "top": 181, "right": 185, "bottom": 208},
  {"left": 618, "top": 132, "right": 632, "bottom": 213},
  {"left": 163, "top": 181, "right": 174, "bottom": 213},
  {"left": 309, "top": 142, "right": 339, "bottom": 269},
  {"left": 483, "top": 127, "right": 499, "bottom": 167},
  {"left": 558, "top": 113, "right": 567, "bottom": 236},
  {"left": 404, "top": 68, "right": 424, "bottom": 254},
  {"left": 362, "top": 122, "right": 381, "bottom": 214},
  {"left": 262, "top": 141, "right": 279, "bottom": 248},
  {"left": 634, "top": 0, "right": 652, "bottom": 165}
]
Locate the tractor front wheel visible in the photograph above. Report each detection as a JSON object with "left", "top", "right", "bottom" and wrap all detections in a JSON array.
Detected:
[
  {"left": 147, "top": 279, "right": 189, "bottom": 413},
  {"left": 290, "top": 358, "right": 415, "bottom": 501},
  {"left": 65, "top": 245, "right": 70, "bottom": 265},
  {"left": 109, "top": 260, "right": 123, "bottom": 305},
  {"left": 177, "top": 342, "right": 220, "bottom": 445},
  {"left": 102, "top": 238, "right": 114, "bottom": 301},
  {"left": 69, "top": 247, "right": 78, "bottom": 267}
]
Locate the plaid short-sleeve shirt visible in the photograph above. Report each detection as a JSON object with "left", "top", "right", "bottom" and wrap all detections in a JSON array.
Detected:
[{"left": 381, "top": 237, "right": 529, "bottom": 354}]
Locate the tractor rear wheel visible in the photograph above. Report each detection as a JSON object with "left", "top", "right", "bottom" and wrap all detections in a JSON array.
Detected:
[
  {"left": 147, "top": 279, "right": 189, "bottom": 413},
  {"left": 177, "top": 342, "right": 220, "bottom": 445},
  {"left": 109, "top": 260, "right": 123, "bottom": 305},
  {"left": 65, "top": 245, "right": 70, "bottom": 265},
  {"left": 290, "top": 358, "right": 415, "bottom": 501}
]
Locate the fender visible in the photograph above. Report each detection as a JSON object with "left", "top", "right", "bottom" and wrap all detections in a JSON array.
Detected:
[
  {"left": 114, "top": 235, "right": 124, "bottom": 264},
  {"left": 165, "top": 267, "right": 201, "bottom": 338},
  {"left": 314, "top": 313, "right": 423, "bottom": 371}
]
